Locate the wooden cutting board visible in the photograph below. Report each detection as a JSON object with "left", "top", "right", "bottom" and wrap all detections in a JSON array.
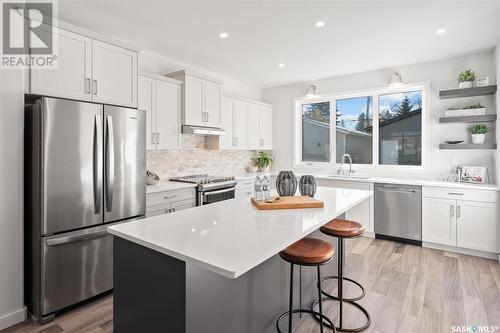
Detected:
[{"left": 251, "top": 196, "right": 324, "bottom": 210}]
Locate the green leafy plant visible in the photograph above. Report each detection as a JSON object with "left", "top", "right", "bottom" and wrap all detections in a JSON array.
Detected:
[
  {"left": 463, "top": 103, "right": 485, "bottom": 109},
  {"left": 458, "top": 69, "right": 476, "bottom": 82},
  {"left": 469, "top": 124, "right": 488, "bottom": 134},
  {"left": 253, "top": 151, "right": 273, "bottom": 168}
]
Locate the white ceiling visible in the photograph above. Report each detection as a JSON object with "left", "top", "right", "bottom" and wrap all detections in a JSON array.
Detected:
[{"left": 59, "top": 1, "right": 500, "bottom": 88}]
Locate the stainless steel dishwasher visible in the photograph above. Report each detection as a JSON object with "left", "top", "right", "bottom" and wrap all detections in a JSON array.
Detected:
[{"left": 374, "top": 183, "right": 422, "bottom": 245}]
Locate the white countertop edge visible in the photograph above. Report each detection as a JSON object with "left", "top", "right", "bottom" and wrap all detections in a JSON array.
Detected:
[
  {"left": 108, "top": 190, "right": 372, "bottom": 279},
  {"left": 146, "top": 181, "right": 197, "bottom": 194}
]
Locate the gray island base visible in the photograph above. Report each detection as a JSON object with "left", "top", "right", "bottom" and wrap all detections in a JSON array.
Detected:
[{"left": 113, "top": 230, "right": 338, "bottom": 333}]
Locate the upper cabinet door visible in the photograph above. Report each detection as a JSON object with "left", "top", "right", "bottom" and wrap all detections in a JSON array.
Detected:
[
  {"left": 204, "top": 80, "right": 221, "bottom": 127},
  {"left": 259, "top": 106, "right": 273, "bottom": 149},
  {"left": 138, "top": 76, "right": 156, "bottom": 150},
  {"left": 156, "top": 80, "right": 181, "bottom": 150},
  {"left": 456, "top": 200, "right": 496, "bottom": 253},
  {"left": 233, "top": 100, "right": 247, "bottom": 149},
  {"left": 246, "top": 103, "right": 260, "bottom": 149},
  {"left": 184, "top": 75, "right": 204, "bottom": 126},
  {"left": 422, "top": 197, "right": 456, "bottom": 246},
  {"left": 30, "top": 27, "right": 92, "bottom": 101},
  {"left": 91, "top": 40, "right": 137, "bottom": 108},
  {"left": 219, "top": 97, "right": 234, "bottom": 149}
]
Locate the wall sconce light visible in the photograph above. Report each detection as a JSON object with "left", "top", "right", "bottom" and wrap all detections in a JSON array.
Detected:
[
  {"left": 305, "top": 84, "right": 317, "bottom": 97},
  {"left": 390, "top": 71, "right": 403, "bottom": 86}
]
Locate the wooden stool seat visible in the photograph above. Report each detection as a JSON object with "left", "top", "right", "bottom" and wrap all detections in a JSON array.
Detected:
[
  {"left": 279, "top": 237, "right": 334, "bottom": 265},
  {"left": 320, "top": 219, "right": 364, "bottom": 238}
]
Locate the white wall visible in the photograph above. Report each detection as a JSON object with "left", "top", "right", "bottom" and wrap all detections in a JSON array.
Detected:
[
  {"left": 0, "top": 69, "right": 26, "bottom": 329},
  {"left": 139, "top": 50, "right": 261, "bottom": 101},
  {"left": 262, "top": 51, "right": 497, "bottom": 181}
]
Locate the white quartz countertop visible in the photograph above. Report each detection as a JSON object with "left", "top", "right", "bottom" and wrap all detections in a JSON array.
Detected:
[
  {"left": 108, "top": 187, "right": 372, "bottom": 279},
  {"left": 146, "top": 181, "right": 197, "bottom": 194},
  {"left": 274, "top": 173, "right": 500, "bottom": 191}
]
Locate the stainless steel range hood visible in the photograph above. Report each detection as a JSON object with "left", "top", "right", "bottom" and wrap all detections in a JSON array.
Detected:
[{"left": 182, "top": 125, "right": 226, "bottom": 136}]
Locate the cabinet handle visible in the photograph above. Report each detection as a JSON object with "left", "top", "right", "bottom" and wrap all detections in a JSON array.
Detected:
[
  {"left": 163, "top": 194, "right": 177, "bottom": 199},
  {"left": 450, "top": 205, "right": 454, "bottom": 217},
  {"left": 93, "top": 80, "right": 97, "bottom": 95},
  {"left": 448, "top": 192, "right": 464, "bottom": 196},
  {"left": 151, "top": 133, "right": 156, "bottom": 145},
  {"left": 171, "top": 207, "right": 176, "bottom": 212},
  {"left": 85, "top": 78, "right": 91, "bottom": 94},
  {"left": 206, "top": 112, "right": 209, "bottom": 123},
  {"left": 157, "top": 133, "right": 160, "bottom": 145},
  {"left": 457, "top": 205, "right": 461, "bottom": 218}
]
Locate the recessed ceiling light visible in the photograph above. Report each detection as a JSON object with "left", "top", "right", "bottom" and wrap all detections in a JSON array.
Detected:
[
  {"left": 277, "top": 63, "right": 285, "bottom": 68},
  {"left": 435, "top": 28, "right": 446, "bottom": 35},
  {"left": 315, "top": 20, "right": 326, "bottom": 27},
  {"left": 219, "top": 32, "right": 229, "bottom": 39}
]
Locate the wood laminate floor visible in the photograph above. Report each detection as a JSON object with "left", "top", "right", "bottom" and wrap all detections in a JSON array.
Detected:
[{"left": 3, "top": 237, "right": 499, "bottom": 333}]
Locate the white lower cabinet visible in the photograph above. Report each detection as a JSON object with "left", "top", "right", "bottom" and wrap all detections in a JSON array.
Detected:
[
  {"left": 422, "top": 187, "right": 497, "bottom": 254},
  {"left": 146, "top": 187, "right": 196, "bottom": 217},
  {"left": 422, "top": 197, "right": 456, "bottom": 246},
  {"left": 236, "top": 179, "right": 255, "bottom": 200}
]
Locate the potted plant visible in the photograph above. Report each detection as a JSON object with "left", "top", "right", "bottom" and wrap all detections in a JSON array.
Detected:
[
  {"left": 458, "top": 69, "right": 475, "bottom": 88},
  {"left": 253, "top": 151, "right": 273, "bottom": 172},
  {"left": 444, "top": 103, "right": 485, "bottom": 117},
  {"left": 469, "top": 124, "right": 488, "bottom": 144}
]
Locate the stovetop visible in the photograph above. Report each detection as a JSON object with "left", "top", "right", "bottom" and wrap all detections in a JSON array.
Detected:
[{"left": 170, "top": 174, "right": 236, "bottom": 185}]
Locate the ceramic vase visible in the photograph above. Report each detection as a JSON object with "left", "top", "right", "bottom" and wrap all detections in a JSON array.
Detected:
[
  {"left": 471, "top": 133, "right": 485, "bottom": 144},
  {"left": 276, "top": 171, "right": 297, "bottom": 196},
  {"left": 299, "top": 175, "right": 317, "bottom": 197}
]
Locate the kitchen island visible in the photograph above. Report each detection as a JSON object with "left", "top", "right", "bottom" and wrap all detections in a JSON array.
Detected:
[{"left": 108, "top": 186, "right": 372, "bottom": 333}]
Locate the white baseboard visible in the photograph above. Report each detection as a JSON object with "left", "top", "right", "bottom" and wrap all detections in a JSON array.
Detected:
[
  {"left": 363, "top": 231, "right": 375, "bottom": 238},
  {"left": 0, "top": 306, "right": 27, "bottom": 330},
  {"left": 423, "top": 242, "right": 499, "bottom": 260}
]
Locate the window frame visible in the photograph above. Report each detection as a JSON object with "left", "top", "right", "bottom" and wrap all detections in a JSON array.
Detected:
[{"left": 293, "top": 82, "right": 429, "bottom": 171}]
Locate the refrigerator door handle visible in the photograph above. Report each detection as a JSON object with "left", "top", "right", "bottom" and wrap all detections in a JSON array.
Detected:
[
  {"left": 93, "top": 115, "right": 103, "bottom": 214},
  {"left": 106, "top": 115, "right": 115, "bottom": 212},
  {"left": 45, "top": 229, "right": 109, "bottom": 246}
]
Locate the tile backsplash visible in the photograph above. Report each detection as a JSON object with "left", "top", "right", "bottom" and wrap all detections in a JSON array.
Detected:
[{"left": 147, "top": 135, "right": 257, "bottom": 179}]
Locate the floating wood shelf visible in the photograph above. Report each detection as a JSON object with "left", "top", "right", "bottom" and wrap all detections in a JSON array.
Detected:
[
  {"left": 439, "top": 114, "right": 497, "bottom": 123},
  {"left": 439, "top": 143, "right": 497, "bottom": 150},
  {"left": 439, "top": 85, "right": 497, "bottom": 99}
]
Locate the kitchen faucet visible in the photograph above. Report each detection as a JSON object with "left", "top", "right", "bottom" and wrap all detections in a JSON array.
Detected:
[{"left": 337, "top": 153, "right": 353, "bottom": 176}]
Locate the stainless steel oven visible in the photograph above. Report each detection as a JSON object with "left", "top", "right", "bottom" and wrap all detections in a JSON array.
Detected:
[{"left": 200, "top": 186, "right": 236, "bottom": 205}]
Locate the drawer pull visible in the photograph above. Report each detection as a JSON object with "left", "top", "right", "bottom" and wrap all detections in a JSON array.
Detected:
[
  {"left": 164, "top": 195, "right": 177, "bottom": 199},
  {"left": 457, "top": 205, "right": 461, "bottom": 218},
  {"left": 448, "top": 192, "right": 464, "bottom": 196}
]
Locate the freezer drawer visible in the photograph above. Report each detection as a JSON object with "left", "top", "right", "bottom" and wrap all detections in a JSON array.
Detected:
[
  {"left": 374, "top": 183, "right": 422, "bottom": 243},
  {"left": 41, "top": 225, "right": 113, "bottom": 315}
]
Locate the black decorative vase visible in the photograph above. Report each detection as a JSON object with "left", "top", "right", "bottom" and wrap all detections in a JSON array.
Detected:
[
  {"left": 276, "top": 171, "right": 298, "bottom": 196},
  {"left": 299, "top": 175, "right": 317, "bottom": 197}
]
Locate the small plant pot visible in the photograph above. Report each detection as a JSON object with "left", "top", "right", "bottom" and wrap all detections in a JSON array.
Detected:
[
  {"left": 258, "top": 166, "right": 270, "bottom": 172},
  {"left": 471, "top": 134, "right": 486, "bottom": 144},
  {"left": 459, "top": 81, "right": 473, "bottom": 89}
]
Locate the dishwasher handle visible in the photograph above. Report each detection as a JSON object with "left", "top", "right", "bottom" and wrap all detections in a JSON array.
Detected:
[{"left": 377, "top": 187, "right": 420, "bottom": 194}]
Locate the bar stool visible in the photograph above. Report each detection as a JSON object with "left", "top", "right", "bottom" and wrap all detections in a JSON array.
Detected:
[
  {"left": 311, "top": 219, "right": 370, "bottom": 332},
  {"left": 276, "top": 237, "right": 336, "bottom": 333}
]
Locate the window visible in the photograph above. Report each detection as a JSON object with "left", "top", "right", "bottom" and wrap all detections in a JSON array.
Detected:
[
  {"left": 336, "top": 96, "right": 373, "bottom": 164},
  {"left": 296, "top": 85, "right": 425, "bottom": 168},
  {"left": 302, "top": 101, "right": 330, "bottom": 162},
  {"left": 378, "top": 91, "right": 422, "bottom": 166}
]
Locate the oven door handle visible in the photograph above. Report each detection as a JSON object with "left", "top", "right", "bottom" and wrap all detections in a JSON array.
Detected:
[{"left": 203, "top": 187, "right": 236, "bottom": 196}]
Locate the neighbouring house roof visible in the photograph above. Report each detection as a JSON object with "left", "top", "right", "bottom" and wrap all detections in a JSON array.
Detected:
[
  {"left": 366, "top": 108, "right": 422, "bottom": 132},
  {"left": 302, "top": 117, "right": 372, "bottom": 137}
]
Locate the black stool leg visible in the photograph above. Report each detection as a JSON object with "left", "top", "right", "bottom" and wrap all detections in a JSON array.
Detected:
[
  {"left": 338, "top": 238, "right": 344, "bottom": 330},
  {"left": 288, "top": 263, "right": 294, "bottom": 333},
  {"left": 317, "top": 266, "right": 324, "bottom": 333}
]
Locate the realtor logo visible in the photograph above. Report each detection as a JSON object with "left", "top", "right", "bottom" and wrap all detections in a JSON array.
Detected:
[{"left": 1, "top": 0, "right": 57, "bottom": 68}]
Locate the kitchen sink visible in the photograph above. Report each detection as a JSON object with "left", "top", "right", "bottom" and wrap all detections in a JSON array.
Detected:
[{"left": 326, "top": 175, "right": 371, "bottom": 180}]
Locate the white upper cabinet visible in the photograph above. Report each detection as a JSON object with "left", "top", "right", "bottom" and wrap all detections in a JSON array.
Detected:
[
  {"left": 259, "top": 105, "right": 273, "bottom": 149},
  {"left": 233, "top": 100, "right": 247, "bottom": 149},
  {"left": 422, "top": 197, "right": 457, "bottom": 246},
  {"left": 138, "top": 76, "right": 156, "bottom": 150},
  {"left": 184, "top": 75, "right": 205, "bottom": 126},
  {"left": 156, "top": 79, "right": 181, "bottom": 150},
  {"left": 204, "top": 80, "right": 221, "bottom": 127},
  {"left": 166, "top": 70, "right": 222, "bottom": 128},
  {"left": 456, "top": 200, "right": 496, "bottom": 253},
  {"left": 139, "top": 74, "right": 182, "bottom": 150},
  {"left": 30, "top": 27, "right": 92, "bottom": 101},
  {"left": 218, "top": 97, "right": 234, "bottom": 149},
  {"left": 246, "top": 103, "right": 260, "bottom": 149},
  {"left": 28, "top": 27, "right": 138, "bottom": 108},
  {"left": 91, "top": 40, "right": 137, "bottom": 108}
]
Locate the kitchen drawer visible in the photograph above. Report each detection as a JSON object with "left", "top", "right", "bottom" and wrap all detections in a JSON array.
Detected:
[
  {"left": 422, "top": 186, "right": 496, "bottom": 203},
  {"left": 147, "top": 188, "right": 196, "bottom": 206},
  {"left": 171, "top": 198, "right": 196, "bottom": 211},
  {"left": 317, "top": 179, "right": 372, "bottom": 191},
  {"left": 236, "top": 179, "right": 254, "bottom": 189},
  {"left": 146, "top": 202, "right": 171, "bottom": 217}
]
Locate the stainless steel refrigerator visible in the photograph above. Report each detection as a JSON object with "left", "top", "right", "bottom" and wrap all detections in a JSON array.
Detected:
[{"left": 25, "top": 97, "right": 146, "bottom": 323}]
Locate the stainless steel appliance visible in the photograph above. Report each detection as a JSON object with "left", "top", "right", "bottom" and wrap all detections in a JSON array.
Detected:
[
  {"left": 170, "top": 174, "right": 237, "bottom": 206},
  {"left": 374, "top": 183, "right": 422, "bottom": 245},
  {"left": 25, "top": 97, "right": 146, "bottom": 323}
]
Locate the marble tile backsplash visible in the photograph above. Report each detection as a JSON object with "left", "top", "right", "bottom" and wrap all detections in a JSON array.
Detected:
[{"left": 147, "top": 135, "right": 256, "bottom": 179}]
